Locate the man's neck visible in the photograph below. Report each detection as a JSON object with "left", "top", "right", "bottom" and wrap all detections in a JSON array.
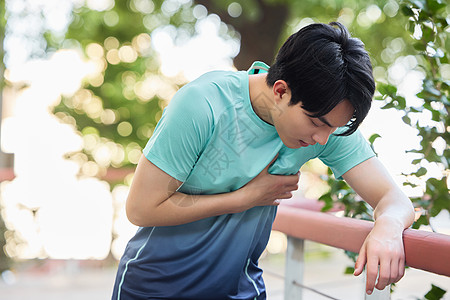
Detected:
[{"left": 248, "top": 73, "right": 275, "bottom": 125}]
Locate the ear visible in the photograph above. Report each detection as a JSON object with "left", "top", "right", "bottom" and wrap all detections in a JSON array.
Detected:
[{"left": 273, "top": 80, "right": 290, "bottom": 104}]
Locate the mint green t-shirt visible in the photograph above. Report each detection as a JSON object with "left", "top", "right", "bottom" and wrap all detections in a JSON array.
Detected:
[
  {"left": 116, "top": 62, "right": 376, "bottom": 299},
  {"left": 143, "top": 63, "right": 375, "bottom": 195}
]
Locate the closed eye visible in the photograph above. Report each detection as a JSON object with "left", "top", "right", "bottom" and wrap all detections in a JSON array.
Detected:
[{"left": 310, "top": 119, "right": 319, "bottom": 127}]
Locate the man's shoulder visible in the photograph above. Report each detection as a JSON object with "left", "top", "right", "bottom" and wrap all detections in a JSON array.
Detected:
[
  {"left": 189, "top": 69, "right": 245, "bottom": 87},
  {"left": 178, "top": 69, "right": 247, "bottom": 108}
]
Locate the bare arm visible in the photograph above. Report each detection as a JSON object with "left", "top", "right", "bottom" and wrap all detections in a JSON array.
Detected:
[
  {"left": 342, "top": 156, "right": 415, "bottom": 295},
  {"left": 126, "top": 154, "right": 299, "bottom": 227},
  {"left": 343, "top": 156, "right": 414, "bottom": 226}
]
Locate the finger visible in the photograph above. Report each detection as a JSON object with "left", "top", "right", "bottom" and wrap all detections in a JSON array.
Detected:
[
  {"left": 387, "top": 259, "right": 398, "bottom": 285},
  {"left": 289, "top": 172, "right": 301, "bottom": 183},
  {"left": 395, "top": 255, "right": 405, "bottom": 283},
  {"left": 365, "top": 256, "right": 379, "bottom": 295},
  {"left": 354, "top": 245, "right": 366, "bottom": 276},
  {"left": 278, "top": 192, "right": 293, "bottom": 199},
  {"left": 375, "top": 258, "right": 390, "bottom": 291},
  {"left": 285, "top": 183, "right": 299, "bottom": 192},
  {"left": 276, "top": 173, "right": 301, "bottom": 187}
]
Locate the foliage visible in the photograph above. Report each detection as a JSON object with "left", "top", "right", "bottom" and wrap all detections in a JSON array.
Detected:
[
  {"left": 49, "top": 0, "right": 252, "bottom": 178},
  {"left": 320, "top": 0, "right": 449, "bottom": 231},
  {"left": 51, "top": 1, "right": 204, "bottom": 175},
  {"left": 423, "top": 284, "right": 447, "bottom": 300},
  {"left": 319, "top": 166, "right": 374, "bottom": 220},
  {"left": 318, "top": 130, "right": 384, "bottom": 220},
  {"left": 375, "top": 0, "right": 449, "bottom": 229},
  {"left": 319, "top": 0, "right": 449, "bottom": 296}
]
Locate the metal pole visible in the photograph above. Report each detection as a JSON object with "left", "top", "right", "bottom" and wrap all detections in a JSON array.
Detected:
[{"left": 284, "top": 236, "right": 305, "bottom": 300}]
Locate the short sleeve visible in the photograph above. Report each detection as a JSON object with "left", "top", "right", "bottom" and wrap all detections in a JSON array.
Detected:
[
  {"left": 142, "top": 84, "right": 214, "bottom": 182},
  {"left": 317, "top": 128, "right": 376, "bottom": 180}
]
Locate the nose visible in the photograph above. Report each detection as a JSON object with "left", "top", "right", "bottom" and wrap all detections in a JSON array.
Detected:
[{"left": 312, "top": 128, "right": 334, "bottom": 145}]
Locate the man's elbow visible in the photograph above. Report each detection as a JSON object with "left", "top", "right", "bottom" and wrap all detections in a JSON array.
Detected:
[
  {"left": 406, "top": 198, "right": 416, "bottom": 225},
  {"left": 125, "top": 197, "right": 155, "bottom": 227}
]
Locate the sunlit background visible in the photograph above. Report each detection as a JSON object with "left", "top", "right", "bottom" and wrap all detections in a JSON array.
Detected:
[
  {"left": 0, "top": 0, "right": 449, "bottom": 298},
  {"left": 0, "top": 0, "right": 245, "bottom": 262}
]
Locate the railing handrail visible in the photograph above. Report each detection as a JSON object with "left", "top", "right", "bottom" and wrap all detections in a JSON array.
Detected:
[{"left": 273, "top": 199, "right": 450, "bottom": 277}]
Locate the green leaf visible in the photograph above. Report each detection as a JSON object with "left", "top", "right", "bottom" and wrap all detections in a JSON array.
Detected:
[
  {"left": 412, "top": 215, "right": 429, "bottom": 229},
  {"left": 381, "top": 102, "right": 395, "bottom": 109},
  {"left": 401, "top": 4, "right": 415, "bottom": 16},
  {"left": 393, "top": 96, "right": 407, "bottom": 109},
  {"left": 427, "top": 178, "right": 450, "bottom": 216},
  {"left": 344, "top": 266, "right": 355, "bottom": 274},
  {"left": 319, "top": 194, "right": 333, "bottom": 212},
  {"left": 408, "top": 20, "right": 416, "bottom": 34},
  {"left": 378, "top": 83, "right": 397, "bottom": 96},
  {"left": 413, "top": 42, "right": 427, "bottom": 51},
  {"left": 411, "top": 158, "right": 423, "bottom": 164},
  {"left": 403, "top": 181, "right": 418, "bottom": 188},
  {"left": 344, "top": 250, "right": 358, "bottom": 263},
  {"left": 415, "top": 167, "right": 427, "bottom": 176},
  {"left": 418, "top": 10, "right": 429, "bottom": 21},
  {"left": 431, "top": 110, "right": 441, "bottom": 121},
  {"left": 369, "top": 133, "right": 381, "bottom": 144},
  {"left": 426, "top": 0, "right": 447, "bottom": 13},
  {"left": 422, "top": 26, "right": 435, "bottom": 42},
  {"left": 436, "top": 17, "right": 448, "bottom": 27},
  {"left": 402, "top": 115, "right": 412, "bottom": 125},
  {"left": 424, "top": 284, "right": 446, "bottom": 300}
]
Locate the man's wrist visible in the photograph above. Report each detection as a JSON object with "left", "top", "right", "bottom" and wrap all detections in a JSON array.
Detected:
[
  {"left": 374, "top": 214, "right": 406, "bottom": 231},
  {"left": 228, "top": 188, "right": 249, "bottom": 214}
]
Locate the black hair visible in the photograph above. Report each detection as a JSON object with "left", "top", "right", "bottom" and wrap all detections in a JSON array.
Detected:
[{"left": 266, "top": 22, "right": 375, "bottom": 136}]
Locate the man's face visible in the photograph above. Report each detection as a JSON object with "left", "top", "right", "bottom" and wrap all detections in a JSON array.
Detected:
[{"left": 272, "top": 97, "right": 355, "bottom": 149}]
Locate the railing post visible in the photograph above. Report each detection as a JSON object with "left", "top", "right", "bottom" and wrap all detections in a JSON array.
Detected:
[{"left": 284, "top": 236, "right": 304, "bottom": 300}]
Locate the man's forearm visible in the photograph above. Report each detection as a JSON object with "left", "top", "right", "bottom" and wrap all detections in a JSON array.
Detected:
[
  {"left": 126, "top": 154, "right": 298, "bottom": 227},
  {"left": 127, "top": 189, "right": 247, "bottom": 227},
  {"left": 373, "top": 187, "right": 415, "bottom": 230}
]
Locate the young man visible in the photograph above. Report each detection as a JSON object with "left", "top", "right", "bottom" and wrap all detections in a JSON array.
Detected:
[{"left": 112, "top": 22, "right": 415, "bottom": 299}]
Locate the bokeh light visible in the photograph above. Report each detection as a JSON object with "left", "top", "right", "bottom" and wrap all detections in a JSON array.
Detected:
[{"left": 1, "top": 49, "right": 115, "bottom": 260}]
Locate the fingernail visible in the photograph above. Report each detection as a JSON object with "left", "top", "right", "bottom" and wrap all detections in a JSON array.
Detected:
[{"left": 367, "top": 290, "right": 372, "bottom": 295}]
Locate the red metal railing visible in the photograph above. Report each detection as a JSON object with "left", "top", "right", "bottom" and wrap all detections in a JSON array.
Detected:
[{"left": 273, "top": 198, "right": 450, "bottom": 277}]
